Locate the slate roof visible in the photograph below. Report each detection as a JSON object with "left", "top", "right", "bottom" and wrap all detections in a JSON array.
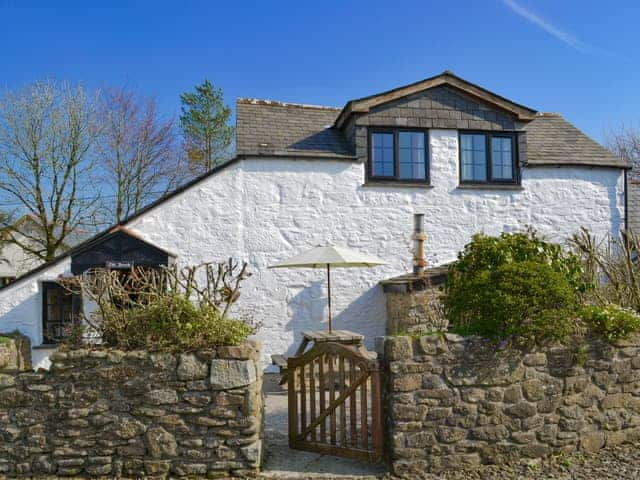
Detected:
[
  {"left": 236, "top": 99, "right": 355, "bottom": 159},
  {"left": 522, "top": 114, "right": 629, "bottom": 169},
  {"left": 236, "top": 72, "right": 628, "bottom": 169}
]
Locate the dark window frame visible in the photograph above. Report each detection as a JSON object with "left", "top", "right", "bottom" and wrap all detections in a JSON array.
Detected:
[
  {"left": 41, "top": 281, "right": 80, "bottom": 345},
  {"left": 458, "top": 131, "right": 520, "bottom": 186},
  {"left": 0, "top": 277, "right": 16, "bottom": 288},
  {"left": 368, "top": 128, "right": 430, "bottom": 184}
]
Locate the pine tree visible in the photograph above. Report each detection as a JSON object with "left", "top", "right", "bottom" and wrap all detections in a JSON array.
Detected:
[{"left": 179, "top": 79, "right": 234, "bottom": 173}]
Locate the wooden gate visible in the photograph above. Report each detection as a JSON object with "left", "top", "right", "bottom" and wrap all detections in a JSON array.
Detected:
[{"left": 287, "top": 342, "right": 383, "bottom": 462}]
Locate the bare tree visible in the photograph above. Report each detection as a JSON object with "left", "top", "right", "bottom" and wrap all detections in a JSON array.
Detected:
[
  {"left": 97, "top": 88, "right": 183, "bottom": 223},
  {"left": 0, "top": 80, "right": 101, "bottom": 262},
  {"left": 0, "top": 211, "right": 10, "bottom": 251},
  {"left": 606, "top": 125, "right": 640, "bottom": 178}
]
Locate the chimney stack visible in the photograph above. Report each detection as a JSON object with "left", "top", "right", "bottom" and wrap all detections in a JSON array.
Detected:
[{"left": 413, "top": 213, "right": 427, "bottom": 275}]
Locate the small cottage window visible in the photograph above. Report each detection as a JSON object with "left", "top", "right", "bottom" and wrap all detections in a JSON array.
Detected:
[
  {"left": 42, "top": 281, "right": 78, "bottom": 344},
  {"left": 369, "top": 129, "right": 429, "bottom": 183},
  {"left": 460, "top": 132, "right": 518, "bottom": 184}
]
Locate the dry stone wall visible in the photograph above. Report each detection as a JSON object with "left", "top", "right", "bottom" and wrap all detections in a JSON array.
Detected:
[
  {"left": 0, "top": 332, "right": 31, "bottom": 372},
  {"left": 384, "top": 289, "right": 447, "bottom": 335},
  {"left": 383, "top": 334, "right": 640, "bottom": 475},
  {"left": 0, "top": 341, "right": 263, "bottom": 478}
]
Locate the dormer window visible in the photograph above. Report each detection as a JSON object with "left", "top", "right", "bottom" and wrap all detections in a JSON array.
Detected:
[
  {"left": 368, "top": 129, "right": 429, "bottom": 183},
  {"left": 459, "top": 132, "right": 519, "bottom": 184}
]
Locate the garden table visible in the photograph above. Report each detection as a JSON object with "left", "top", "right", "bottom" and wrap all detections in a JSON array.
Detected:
[
  {"left": 271, "top": 329, "right": 367, "bottom": 385},
  {"left": 293, "top": 329, "right": 365, "bottom": 355}
]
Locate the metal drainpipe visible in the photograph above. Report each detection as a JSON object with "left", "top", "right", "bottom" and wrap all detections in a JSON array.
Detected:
[
  {"left": 413, "top": 213, "right": 426, "bottom": 275},
  {"left": 624, "top": 169, "right": 629, "bottom": 233}
]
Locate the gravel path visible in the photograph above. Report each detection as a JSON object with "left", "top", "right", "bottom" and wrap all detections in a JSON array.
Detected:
[
  {"left": 258, "top": 442, "right": 640, "bottom": 479},
  {"left": 384, "top": 442, "right": 640, "bottom": 479}
]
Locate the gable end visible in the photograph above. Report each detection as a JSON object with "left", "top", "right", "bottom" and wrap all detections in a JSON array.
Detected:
[{"left": 335, "top": 71, "right": 538, "bottom": 129}]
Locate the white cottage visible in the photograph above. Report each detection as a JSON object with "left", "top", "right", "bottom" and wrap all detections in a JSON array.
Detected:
[{"left": 0, "top": 71, "right": 629, "bottom": 369}]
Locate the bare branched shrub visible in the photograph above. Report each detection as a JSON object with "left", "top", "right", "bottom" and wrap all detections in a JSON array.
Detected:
[
  {"left": 606, "top": 124, "right": 640, "bottom": 177},
  {"left": 61, "top": 259, "right": 258, "bottom": 351},
  {"left": 571, "top": 228, "right": 640, "bottom": 310}
]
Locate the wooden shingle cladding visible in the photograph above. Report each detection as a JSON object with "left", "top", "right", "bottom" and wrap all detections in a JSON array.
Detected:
[
  {"left": 334, "top": 70, "right": 537, "bottom": 129},
  {"left": 352, "top": 85, "right": 523, "bottom": 165}
]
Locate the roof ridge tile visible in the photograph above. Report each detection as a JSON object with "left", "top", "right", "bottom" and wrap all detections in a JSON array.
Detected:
[{"left": 237, "top": 98, "right": 341, "bottom": 111}]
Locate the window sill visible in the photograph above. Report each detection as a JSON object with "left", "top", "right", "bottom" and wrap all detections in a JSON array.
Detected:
[
  {"left": 457, "top": 184, "right": 523, "bottom": 191},
  {"left": 362, "top": 181, "right": 433, "bottom": 189},
  {"left": 33, "top": 344, "right": 59, "bottom": 350}
]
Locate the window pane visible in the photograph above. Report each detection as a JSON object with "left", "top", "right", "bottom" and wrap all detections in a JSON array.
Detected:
[
  {"left": 398, "top": 131, "right": 426, "bottom": 180},
  {"left": 43, "top": 283, "right": 75, "bottom": 344},
  {"left": 372, "top": 133, "right": 394, "bottom": 177},
  {"left": 399, "top": 163, "right": 412, "bottom": 179},
  {"left": 473, "top": 134, "right": 485, "bottom": 150},
  {"left": 491, "top": 136, "right": 514, "bottom": 180},
  {"left": 460, "top": 134, "right": 486, "bottom": 181},
  {"left": 462, "top": 162, "right": 473, "bottom": 180}
]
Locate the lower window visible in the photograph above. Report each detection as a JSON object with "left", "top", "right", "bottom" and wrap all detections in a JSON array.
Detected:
[
  {"left": 460, "top": 132, "right": 518, "bottom": 184},
  {"left": 42, "top": 281, "right": 79, "bottom": 344}
]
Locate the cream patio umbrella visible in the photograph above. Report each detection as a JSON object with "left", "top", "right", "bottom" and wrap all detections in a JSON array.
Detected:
[{"left": 268, "top": 245, "right": 386, "bottom": 333}]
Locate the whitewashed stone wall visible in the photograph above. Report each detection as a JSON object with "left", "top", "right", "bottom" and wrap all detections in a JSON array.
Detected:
[
  {"left": 0, "top": 130, "right": 625, "bottom": 368},
  {"left": 0, "top": 258, "right": 70, "bottom": 349}
]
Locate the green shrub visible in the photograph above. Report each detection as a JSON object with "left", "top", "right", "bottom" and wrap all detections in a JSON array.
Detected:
[
  {"left": 62, "top": 260, "right": 256, "bottom": 351},
  {"left": 580, "top": 304, "right": 640, "bottom": 343},
  {"left": 99, "top": 294, "right": 254, "bottom": 351},
  {"left": 445, "top": 231, "right": 585, "bottom": 345}
]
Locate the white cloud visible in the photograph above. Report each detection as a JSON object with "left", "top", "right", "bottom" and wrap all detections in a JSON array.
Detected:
[{"left": 500, "top": 0, "right": 617, "bottom": 57}]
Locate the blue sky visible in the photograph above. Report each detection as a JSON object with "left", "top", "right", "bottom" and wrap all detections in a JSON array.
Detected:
[{"left": 1, "top": 0, "right": 638, "bottom": 142}]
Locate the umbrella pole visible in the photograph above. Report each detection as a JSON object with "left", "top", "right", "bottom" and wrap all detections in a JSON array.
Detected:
[{"left": 327, "top": 264, "right": 332, "bottom": 333}]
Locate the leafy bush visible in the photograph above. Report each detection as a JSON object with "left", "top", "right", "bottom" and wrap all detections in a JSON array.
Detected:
[
  {"left": 580, "top": 304, "right": 640, "bottom": 343},
  {"left": 62, "top": 260, "right": 256, "bottom": 351},
  {"left": 98, "top": 294, "right": 253, "bottom": 351},
  {"left": 444, "top": 231, "right": 586, "bottom": 345}
]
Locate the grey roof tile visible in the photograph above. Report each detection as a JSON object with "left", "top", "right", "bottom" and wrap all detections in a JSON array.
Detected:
[
  {"left": 236, "top": 99, "right": 354, "bottom": 159},
  {"left": 236, "top": 96, "right": 628, "bottom": 170},
  {"left": 522, "top": 114, "right": 629, "bottom": 169}
]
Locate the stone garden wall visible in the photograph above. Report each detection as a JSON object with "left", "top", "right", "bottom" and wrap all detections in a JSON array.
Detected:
[
  {"left": 0, "top": 341, "right": 263, "bottom": 478},
  {"left": 382, "top": 334, "right": 640, "bottom": 474},
  {"left": 381, "top": 267, "right": 449, "bottom": 336},
  {"left": 384, "top": 288, "right": 448, "bottom": 335}
]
